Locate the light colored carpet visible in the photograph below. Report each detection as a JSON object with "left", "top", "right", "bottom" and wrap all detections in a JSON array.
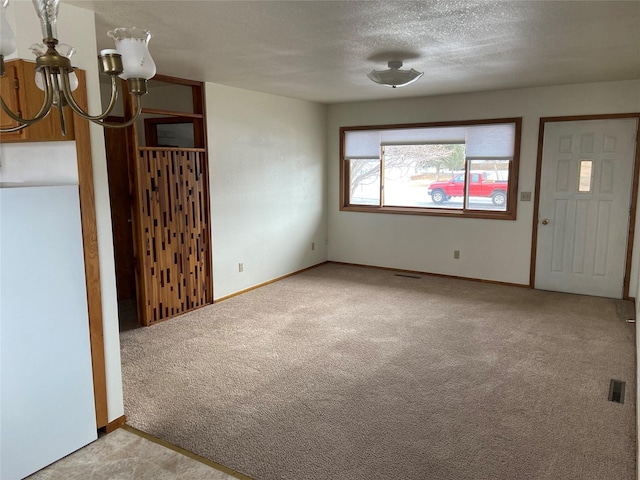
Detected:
[{"left": 121, "top": 263, "right": 636, "bottom": 480}]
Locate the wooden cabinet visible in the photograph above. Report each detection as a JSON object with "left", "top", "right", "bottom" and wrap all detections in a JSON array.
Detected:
[{"left": 0, "top": 59, "right": 75, "bottom": 142}]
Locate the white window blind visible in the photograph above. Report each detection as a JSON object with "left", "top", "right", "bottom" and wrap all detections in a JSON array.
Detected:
[
  {"left": 344, "top": 130, "right": 381, "bottom": 158},
  {"left": 380, "top": 127, "right": 465, "bottom": 145},
  {"left": 465, "top": 124, "right": 515, "bottom": 158},
  {"left": 345, "top": 122, "right": 516, "bottom": 159}
]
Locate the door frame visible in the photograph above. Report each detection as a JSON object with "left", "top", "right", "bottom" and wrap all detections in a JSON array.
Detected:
[
  {"left": 123, "top": 73, "right": 213, "bottom": 326},
  {"left": 530, "top": 113, "right": 640, "bottom": 299}
]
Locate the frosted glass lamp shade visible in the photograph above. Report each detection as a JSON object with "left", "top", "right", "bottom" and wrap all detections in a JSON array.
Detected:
[
  {"left": 367, "top": 61, "right": 423, "bottom": 88},
  {"left": 35, "top": 70, "right": 78, "bottom": 91},
  {"left": 108, "top": 27, "right": 156, "bottom": 80},
  {"left": 0, "top": 0, "right": 17, "bottom": 57}
]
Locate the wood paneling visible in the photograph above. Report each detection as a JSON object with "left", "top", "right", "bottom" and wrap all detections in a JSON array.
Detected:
[
  {"left": 104, "top": 119, "right": 136, "bottom": 300},
  {"left": 0, "top": 59, "right": 75, "bottom": 142},
  {"left": 134, "top": 147, "right": 211, "bottom": 325},
  {"left": 0, "top": 63, "right": 23, "bottom": 135}
]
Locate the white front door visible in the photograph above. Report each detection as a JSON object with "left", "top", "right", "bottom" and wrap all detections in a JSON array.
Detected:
[{"left": 535, "top": 118, "right": 638, "bottom": 298}]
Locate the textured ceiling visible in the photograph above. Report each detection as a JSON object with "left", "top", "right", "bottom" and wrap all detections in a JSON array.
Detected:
[{"left": 65, "top": 0, "right": 640, "bottom": 104}]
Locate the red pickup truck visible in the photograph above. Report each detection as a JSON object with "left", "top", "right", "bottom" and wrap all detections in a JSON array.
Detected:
[{"left": 428, "top": 172, "right": 508, "bottom": 206}]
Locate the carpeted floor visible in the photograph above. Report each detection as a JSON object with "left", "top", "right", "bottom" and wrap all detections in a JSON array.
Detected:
[{"left": 120, "top": 263, "right": 636, "bottom": 480}]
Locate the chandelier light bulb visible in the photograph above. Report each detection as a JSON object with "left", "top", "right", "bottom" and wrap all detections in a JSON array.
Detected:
[{"left": 35, "top": 70, "right": 78, "bottom": 92}]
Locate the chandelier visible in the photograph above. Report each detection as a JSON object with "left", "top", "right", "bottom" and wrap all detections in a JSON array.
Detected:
[
  {"left": 367, "top": 61, "right": 423, "bottom": 89},
  {"left": 0, "top": 0, "right": 155, "bottom": 135}
]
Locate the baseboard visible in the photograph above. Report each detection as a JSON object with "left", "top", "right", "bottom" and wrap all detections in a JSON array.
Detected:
[
  {"left": 122, "top": 425, "right": 255, "bottom": 480},
  {"left": 328, "top": 261, "right": 530, "bottom": 289},
  {"left": 215, "top": 261, "right": 527, "bottom": 302},
  {"left": 214, "top": 261, "right": 329, "bottom": 303},
  {"left": 101, "top": 415, "right": 127, "bottom": 434}
]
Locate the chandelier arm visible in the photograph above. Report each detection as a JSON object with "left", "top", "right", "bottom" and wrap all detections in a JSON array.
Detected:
[
  {"left": 100, "top": 76, "right": 119, "bottom": 119},
  {"left": 92, "top": 95, "right": 142, "bottom": 129},
  {"left": 59, "top": 70, "right": 117, "bottom": 122},
  {"left": 0, "top": 121, "right": 31, "bottom": 133},
  {"left": 0, "top": 67, "right": 55, "bottom": 126},
  {"left": 50, "top": 72, "right": 68, "bottom": 136}
]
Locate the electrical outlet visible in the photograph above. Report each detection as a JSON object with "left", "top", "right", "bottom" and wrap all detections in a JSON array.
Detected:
[
  {"left": 312, "top": 242, "right": 315, "bottom": 251},
  {"left": 238, "top": 263, "right": 243, "bottom": 272},
  {"left": 453, "top": 250, "right": 460, "bottom": 259}
]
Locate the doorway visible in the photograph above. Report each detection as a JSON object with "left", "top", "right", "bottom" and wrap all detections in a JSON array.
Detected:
[
  {"left": 104, "top": 75, "right": 212, "bottom": 329},
  {"left": 532, "top": 115, "right": 640, "bottom": 298}
]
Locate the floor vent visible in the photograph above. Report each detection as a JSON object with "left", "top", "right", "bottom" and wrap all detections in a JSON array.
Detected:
[
  {"left": 394, "top": 274, "right": 421, "bottom": 279},
  {"left": 608, "top": 379, "right": 626, "bottom": 404}
]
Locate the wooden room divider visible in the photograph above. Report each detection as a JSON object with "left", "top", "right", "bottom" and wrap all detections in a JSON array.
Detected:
[
  {"left": 120, "top": 74, "right": 212, "bottom": 326},
  {"left": 134, "top": 147, "right": 211, "bottom": 324}
]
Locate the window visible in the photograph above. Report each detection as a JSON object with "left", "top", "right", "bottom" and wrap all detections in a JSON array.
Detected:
[
  {"left": 340, "top": 118, "right": 521, "bottom": 220},
  {"left": 578, "top": 160, "right": 593, "bottom": 193}
]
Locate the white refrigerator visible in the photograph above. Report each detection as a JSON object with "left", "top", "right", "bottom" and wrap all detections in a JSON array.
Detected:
[{"left": 0, "top": 185, "right": 97, "bottom": 479}]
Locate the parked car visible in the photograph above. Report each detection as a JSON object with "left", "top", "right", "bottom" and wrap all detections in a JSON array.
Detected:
[{"left": 428, "top": 172, "right": 508, "bottom": 206}]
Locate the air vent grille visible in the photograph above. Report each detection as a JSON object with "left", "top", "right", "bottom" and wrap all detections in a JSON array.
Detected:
[{"left": 608, "top": 379, "right": 625, "bottom": 404}]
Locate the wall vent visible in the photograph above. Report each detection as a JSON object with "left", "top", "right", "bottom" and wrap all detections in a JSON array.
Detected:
[
  {"left": 608, "top": 379, "right": 626, "bottom": 404},
  {"left": 394, "top": 274, "right": 421, "bottom": 279}
]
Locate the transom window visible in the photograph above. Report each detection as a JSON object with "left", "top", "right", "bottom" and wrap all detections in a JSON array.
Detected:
[{"left": 340, "top": 118, "right": 522, "bottom": 220}]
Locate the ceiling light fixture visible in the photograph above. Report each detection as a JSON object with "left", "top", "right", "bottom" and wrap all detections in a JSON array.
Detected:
[
  {"left": 367, "top": 60, "right": 423, "bottom": 88},
  {"left": 0, "top": 0, "right": 156, "bottom": 135}
]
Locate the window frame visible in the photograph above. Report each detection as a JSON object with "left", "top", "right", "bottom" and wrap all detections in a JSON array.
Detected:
[{"left": 340, "top": 118, "right": 522, "bottom": 220}]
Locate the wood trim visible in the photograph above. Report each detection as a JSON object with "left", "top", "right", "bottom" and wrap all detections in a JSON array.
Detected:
[
  {"left": 143, "top": 116, "right": 200, "bottom": 147},
  {"left": 328, "top": 261, "right": 530, "bottom": 289},
  {"left": 529, "top": 117, "right": 547, "bottom": 288},
  {"left": 339, "top": 204, "right": 516, "bottom": 220},
  {"left": 101, "top": 414, "right": 127, "bottom": 434},
  {"left": 536, "top": 113, "right": 640, "bottom": 123},
  {"left": 509, "top": 118, "right": 522, "bottom": 220},
  {"left": 215, "top": 262, "right": 329, "bottom": 302},
  {"left": 124, "top": 87, "right": 148, "bottom": 326},
  {"left": 530, "top": 113, "right": 640, "bottom": 299},
  {"left": 339, "top": 126, "right": 347, "bottom": 209},
  {"left": 137, "top": 146, "right": 206, "bottom": 152},
  {"left": 72, "top": 69, "right": 108, "bottom": 428},
  {"left": 141, "top": 108, "right": 203, "bottom": 119},
  {"left": 143, "top": 118, "right": 158, "bottom": 147},
  {"left": 121, "top": 425, "right": 255, "bottom": 480},
  {"left": 152, "top": 73, "right": 204, "bottom": 87},
  {"left": 340, "top": 117, "right": 524, "bottom": 132},
  {"left": 624, "top": 117, "right": 640, "bottom": 299},
  {"left": 144, "top": 116, "right": 200, "bottom": 125},
  {"left": 195, "top": 82, "right": 214, "bottom": 305}
]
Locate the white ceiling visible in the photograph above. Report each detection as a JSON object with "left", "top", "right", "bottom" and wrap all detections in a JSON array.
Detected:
[{"left": 65, "top": 0, "right": 640, "bottom": 104}]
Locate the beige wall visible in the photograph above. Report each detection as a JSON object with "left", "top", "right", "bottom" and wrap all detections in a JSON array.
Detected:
[
  {"left": 206, "top": 84, "right": 328, "bottom": 299},
  {"left": 327, "top": 80, "right": 640, "bottom": 288}
]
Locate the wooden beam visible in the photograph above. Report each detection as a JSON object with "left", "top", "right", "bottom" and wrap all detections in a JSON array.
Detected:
[{"left": 73, "top": 69, "right": 109, "bottom": 428}]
